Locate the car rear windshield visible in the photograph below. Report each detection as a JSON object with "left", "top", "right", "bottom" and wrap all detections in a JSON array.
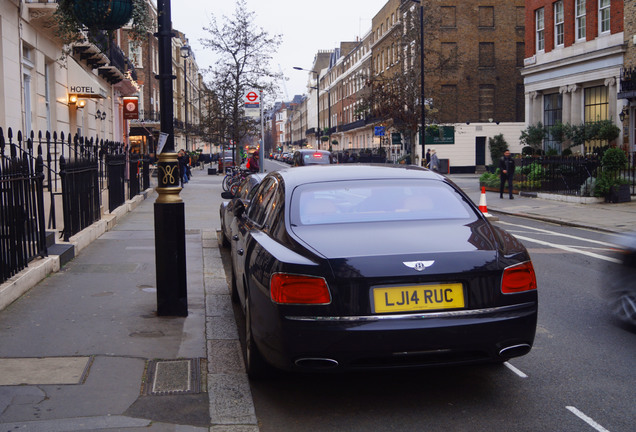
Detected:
[
  {"left": 302, "top": 152, "right": 330, "bottom": 164},
  {"left": 290, "top": 179, "right": 477, "bottom": 226}
]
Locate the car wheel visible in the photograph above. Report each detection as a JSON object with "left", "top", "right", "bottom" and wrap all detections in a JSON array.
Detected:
[
  {"left": 244, "top": 292, "right": 270, "bottom": 379},
  {"left": 230, "top": 269, "right": 239, "bottom": 304},
  {"left": 221, "top": 230, "right": 230, "bottom": 247},
  {"left": 611, "top": 291, "right": 636, "bottom": 328}
]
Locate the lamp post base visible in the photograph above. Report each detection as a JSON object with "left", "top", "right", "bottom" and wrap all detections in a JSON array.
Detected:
[{"left": 154, "top": 201, "right": 188, "bottom": 316}]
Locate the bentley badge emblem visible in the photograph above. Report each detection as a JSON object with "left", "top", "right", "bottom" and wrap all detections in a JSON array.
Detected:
[{"left": 403, "top": 260, "right": 435, "bottom": 272}]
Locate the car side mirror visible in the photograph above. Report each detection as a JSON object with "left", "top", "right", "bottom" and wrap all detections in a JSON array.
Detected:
[
  {"left": 221, "top": 191, "right": 234, "bottom": 199},
  {"left": 233, "top": 200, "right": 246, "bottom": 217}
]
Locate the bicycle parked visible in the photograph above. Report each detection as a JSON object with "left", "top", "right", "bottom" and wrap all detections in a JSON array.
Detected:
[{"left": 222, "top": 166, "right": 250, "bottom": 195}]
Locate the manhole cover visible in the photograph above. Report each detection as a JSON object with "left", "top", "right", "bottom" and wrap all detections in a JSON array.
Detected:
[{"left": 142, "top": 358, "right": 204, "bottom": 395}]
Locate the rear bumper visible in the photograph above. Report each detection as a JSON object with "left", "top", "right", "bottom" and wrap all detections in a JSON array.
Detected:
[{"left": 255, "top": 302, "right": 538, "bottom": 372}]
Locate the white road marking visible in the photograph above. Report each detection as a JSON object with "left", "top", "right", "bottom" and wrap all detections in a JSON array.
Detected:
[
  {"left": 497, "top": 221, "right": 618, "bottom": 248},
  {"left": 566, "top": 406, "right": 611, "bottom": 432},
  {"left": 504, "top": 361, "right": 528, "bottom": 378},
  {"left": 512, "top": 234, "right": 621, "bottom": 264}
]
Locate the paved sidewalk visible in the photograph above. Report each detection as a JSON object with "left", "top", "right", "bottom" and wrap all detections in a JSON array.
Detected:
[
  {"left": 0, "top": 168, "right": 257, "bottom": 432},
  {"left": 0, "top": 167, "right": 634, "bottom": 432},
  {"left": 448, "top": 174, "right": 636, "bottom": 234}
]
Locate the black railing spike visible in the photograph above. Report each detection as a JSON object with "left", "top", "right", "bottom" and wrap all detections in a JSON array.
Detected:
[{"left": 7, "top": 127, "right": 13, "bottom": 140}]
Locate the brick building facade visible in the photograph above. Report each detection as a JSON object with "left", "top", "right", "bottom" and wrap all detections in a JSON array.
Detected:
[{"left": 522, "top": 0, "right": 626, "bottom": 153}]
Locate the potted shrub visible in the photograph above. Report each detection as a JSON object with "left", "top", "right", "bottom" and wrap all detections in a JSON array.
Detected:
[{"left": 594, "top": 148, "right": 630, "bottom": 202}]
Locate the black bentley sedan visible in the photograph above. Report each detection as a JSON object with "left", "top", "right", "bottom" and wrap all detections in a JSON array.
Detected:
[{"left": 229, "top": 164, "right": 538, "bottom": 378}]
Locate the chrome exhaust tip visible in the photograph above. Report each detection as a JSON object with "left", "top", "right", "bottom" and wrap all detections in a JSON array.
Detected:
[
  {"left": 499, "top": 343, "right": 531, "bottom": 358},
  {"left": 294, "top": 358, "right": 339, "bottom": 369}
]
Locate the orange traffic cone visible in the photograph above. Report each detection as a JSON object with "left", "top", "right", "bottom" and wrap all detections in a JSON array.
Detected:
[
  {"left": 479, "top": 186, "right": 489, "bottom": 214},
  {"left": 478, "top": 186, "right": 499, "bottom": 221}
]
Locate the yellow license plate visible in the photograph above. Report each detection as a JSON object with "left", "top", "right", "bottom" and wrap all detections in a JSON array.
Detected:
[{"left": 372, "top": 283, "right": 465, "bottom": 313}]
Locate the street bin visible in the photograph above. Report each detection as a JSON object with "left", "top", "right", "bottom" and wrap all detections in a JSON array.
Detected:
[
  {"left": 439, "top": 158, "right": 449, "bottom": 174},
  {"left": 208, "top": 167, "right": 217, "bottom": 175}
]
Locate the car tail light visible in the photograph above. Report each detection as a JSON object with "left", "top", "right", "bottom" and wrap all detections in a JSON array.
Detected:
[
  {"left": 270, "top": 273, "right": 331, "bottom": 304},
  {"left": 313, "top": 153, "right": 323, "bottom": 159},
  {"left": 501, "top": 261, "right": 537, "bottom": 294}
]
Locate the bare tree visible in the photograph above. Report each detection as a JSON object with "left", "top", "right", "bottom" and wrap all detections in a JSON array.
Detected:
[
  {"left": 362, "top": 0, "right": 461, "bottom": 154},
  {"left": 200, "top": 0, "right": 282, "bottom": 163}
]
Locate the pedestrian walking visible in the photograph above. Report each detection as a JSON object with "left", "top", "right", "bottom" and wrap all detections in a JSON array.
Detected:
[
  {"left": 246, "top": 152, "right": 259, "bottom": 173},
  {"left": 428, "top": 148, "right": 440, "bottom": 172},
  {"left": 499, "top": 150, "right": 516, "bottom": 199},
  {"left": 425, "top": 148, "right": 431, "bottom": 168},
  {"left": 178, "top": 149, "right": 189, "bottom": 185}
]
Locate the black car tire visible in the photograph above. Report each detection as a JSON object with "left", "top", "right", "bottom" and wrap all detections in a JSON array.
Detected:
[
  {"left": 221, "top": 230, "right": 230, "bottom": 248},
  {"left": 230, "top": 270, "right": 240, "bottom": 304},
  {"left": 611, "top": 290, "right": 636, "bottom": 329},
  {"left": 244, "top": 292, "right": 270, "bottom": 379}
]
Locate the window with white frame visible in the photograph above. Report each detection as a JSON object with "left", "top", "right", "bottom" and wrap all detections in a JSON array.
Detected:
[
  {"left": 576, "top": 0, "right": 586, "bottom": 40},
  {"left": 536, "top": 8, "right": 545, "bottom": 52},
  {"left": 599, "top": 0, "right": 610, "bottom": 34},
  {"left": 554, "top": 1, "right": 564, "bottom": 47}
]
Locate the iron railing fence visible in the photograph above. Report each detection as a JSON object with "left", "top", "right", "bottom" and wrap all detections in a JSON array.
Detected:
[
  {"left": 515, "top": 153, "right": 636, "bottom": 196},
  {"left": 129, "top": 153, "right": 140, "bottom": 199},
  {"left": 59, "top": 135, "right": 100, "bottom": 241},
  {"left": 516, "top": 155, "right": 601, "bottom": 195},
  {"left": 0, "top": 126, "right": 155, "bottom": 282},
  {"left": 0, "top": 128, "right": 46, "bottom": 284}
]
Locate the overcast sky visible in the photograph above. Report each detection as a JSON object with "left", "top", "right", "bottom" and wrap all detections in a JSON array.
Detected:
[{"left": 169, "top": 0, "right": 390, "bottom": 102}]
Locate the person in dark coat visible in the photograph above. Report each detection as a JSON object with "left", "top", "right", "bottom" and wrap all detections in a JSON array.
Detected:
[
  {"left": 246, "top": 152, "right": 259, "bottom": 173},
  {"left": 499, "top": 150, "right": 515, "bottom": 199},
  {"left": 178, "top": 149, "right": 188, "bottom": 185},
  {"left": 425, "top": 149, "right": 431, "bottom": 168}
]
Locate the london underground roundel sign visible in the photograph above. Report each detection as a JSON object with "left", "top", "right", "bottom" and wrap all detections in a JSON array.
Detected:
[{"left": 244, "top": 91, "right": 260, "bottom": 108}]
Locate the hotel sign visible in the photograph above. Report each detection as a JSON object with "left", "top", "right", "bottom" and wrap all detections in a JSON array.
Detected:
[
  {"left": 123, "top": 97, "right": 139, "bottom": 120},
  {"left": 68, "top": 59, "right": 107, "bottom": 98}
]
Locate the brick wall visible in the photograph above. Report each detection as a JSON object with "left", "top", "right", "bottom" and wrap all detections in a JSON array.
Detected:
[{"left": 525, "top": 0, "right": 624, "bottom": 57}]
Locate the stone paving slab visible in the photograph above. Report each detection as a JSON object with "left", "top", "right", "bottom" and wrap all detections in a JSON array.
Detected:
[{"left": 0, "top": 357, "right": 91, "bottom": 386}]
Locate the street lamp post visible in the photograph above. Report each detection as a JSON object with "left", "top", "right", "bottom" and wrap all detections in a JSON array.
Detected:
[
  {"left": 411, "top": 0, "right": 425, "bottom": 155},
  {"left": 180, "top": 45, "right": 191, "bottom": 151},
  {"left": 154, "top": 0, "right": 188, "bottom": 316},
  {"left": 293, "top": 66, "right": 320, "bottom": 149}
]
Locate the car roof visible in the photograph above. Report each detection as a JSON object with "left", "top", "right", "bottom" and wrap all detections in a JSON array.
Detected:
[
  {"left": 271, "top": 164, "right": 443, "bottom": 188},
  {"left": 294, "top": 149, "right": 331, "bottom": 154}
]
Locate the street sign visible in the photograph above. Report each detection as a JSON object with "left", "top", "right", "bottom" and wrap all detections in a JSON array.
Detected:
[
  {"left": 374, "top": 126, "right": 385, "bottom": 136},
  {"left": 244, "top": 91, "right": 260, "bottom": 108},
  {"left": 424, "top": 126, "right": 455, "bottom": 145}
]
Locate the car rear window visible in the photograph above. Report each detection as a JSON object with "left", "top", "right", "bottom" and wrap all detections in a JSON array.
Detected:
[
  {"left": 290, "top": 179, "right": 477, "bottom": 226},
  {"left": 303, "top": 152, "right": 330, "bottom": 164}
]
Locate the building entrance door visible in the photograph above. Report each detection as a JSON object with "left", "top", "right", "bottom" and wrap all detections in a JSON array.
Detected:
[{"left": 475, "top": 137, "right": 486, "bottom": 166}]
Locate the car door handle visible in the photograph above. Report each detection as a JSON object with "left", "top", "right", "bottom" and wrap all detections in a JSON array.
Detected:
[
  {"left": 237, "top": 249, "right": 244, "bottom": 256},
  {"left": 232, "top": 235, "right": 238, "bottom": 241}
]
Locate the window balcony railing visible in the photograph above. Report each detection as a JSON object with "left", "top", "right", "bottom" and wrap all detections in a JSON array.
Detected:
[{"left": 618, "top": 67, "right": 636, "bottom": 99}]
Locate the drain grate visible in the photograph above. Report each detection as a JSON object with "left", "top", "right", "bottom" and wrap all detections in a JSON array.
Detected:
[{"left": 142, "top": 358, "right": 205, "bottom": 395}]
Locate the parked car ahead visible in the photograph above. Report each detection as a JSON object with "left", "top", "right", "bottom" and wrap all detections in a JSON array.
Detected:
[
  {"left": 229, "top": 164, "right": 538, "bottom": 378},
  {"left": 218, "top": 156, "right": 236, "bottom": 173},
  {"left": 292, "top": 149, "right": 335, "bottom": 166}
]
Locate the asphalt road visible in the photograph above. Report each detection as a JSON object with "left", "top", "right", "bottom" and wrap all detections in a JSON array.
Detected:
[{"left": 229, "top": 161, "right": 636, "bottom": 431}]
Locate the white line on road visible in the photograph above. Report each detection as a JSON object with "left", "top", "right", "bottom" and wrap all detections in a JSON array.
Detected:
[
  {"left": 497, "top": 221, "right": 618, "bottom": 247},
  {"left": 566, "top": 406, "right": 611, "bottom": 432},
  {"left": 504, "top": 361, "right": 528, "bottom": 378},
  {"left": 512, "top": 234, "right": 621, "bottom": 264}
]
